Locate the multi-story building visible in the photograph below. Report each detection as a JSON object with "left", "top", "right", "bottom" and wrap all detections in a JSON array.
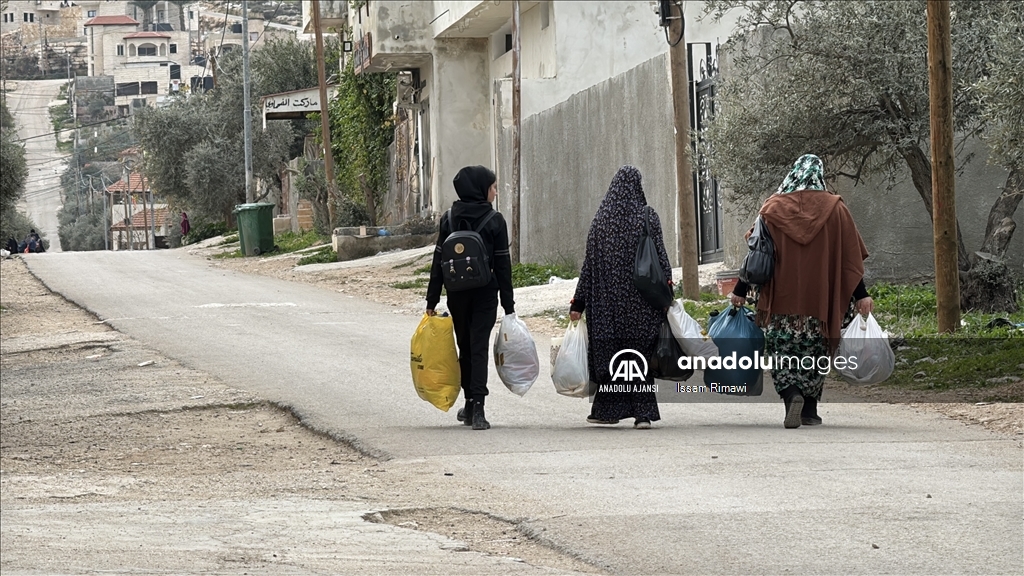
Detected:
[{"left": 82, "top": 2, "right": 211, "bottom": 113}]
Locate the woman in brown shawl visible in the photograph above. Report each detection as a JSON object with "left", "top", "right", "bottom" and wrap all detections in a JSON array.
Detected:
[
  {"left": 569, "top": 166, "right": 673, "bottom": 429},
  {"left": 730, "top": 154, "right": 873, "bottom": 428}
]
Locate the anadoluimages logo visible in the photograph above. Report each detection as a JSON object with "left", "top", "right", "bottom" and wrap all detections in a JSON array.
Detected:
[{"left": 609, "top": 349, "right": 648, "bottom": 382}]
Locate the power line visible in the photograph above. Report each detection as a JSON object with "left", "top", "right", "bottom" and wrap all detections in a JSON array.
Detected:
[{"left": 12, "top": 115, "right": 130, "bottom": 143}]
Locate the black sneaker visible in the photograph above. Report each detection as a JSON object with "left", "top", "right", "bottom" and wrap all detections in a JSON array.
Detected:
[
  {"left": 801, "top": 416, "right": 823, "bottom": 426},
  {"left": 634, "top": 419, "right": 652, "bottom": 430},
  {"left": 472, "top": 404, "right": 490, "bottom": 430}
]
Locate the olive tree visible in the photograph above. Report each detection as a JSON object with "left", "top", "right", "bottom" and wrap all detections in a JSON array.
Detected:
[{"left": 702, "top": 0, "right": 1021, "bottom": 311}]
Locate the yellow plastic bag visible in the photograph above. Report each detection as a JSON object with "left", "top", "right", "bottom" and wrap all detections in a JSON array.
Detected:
[{"left": 410, "top": 313, "right": 462, "bottom": 412}]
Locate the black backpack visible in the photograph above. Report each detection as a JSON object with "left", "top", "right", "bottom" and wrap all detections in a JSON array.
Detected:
[{"left": 441, "top": 209, "right": 499, "bottom": 292}]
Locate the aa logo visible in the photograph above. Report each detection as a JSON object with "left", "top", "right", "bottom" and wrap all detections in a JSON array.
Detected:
[{"left": 609, "top": 349, "right": 648, "bottom": 382}]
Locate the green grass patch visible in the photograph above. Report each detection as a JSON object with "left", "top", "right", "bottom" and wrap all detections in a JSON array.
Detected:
[
  {"left": 274, "top": 229, "right": 330, "bottom": 254},
  {"left": 412, "top": 263, "right": 432, "bottom": 275},
  {"left": 512, "top": 262, "right": 578, "bottom": 289},
  {"left": 297, "top": 246, "right": 337, "bottom": 266},
  {"left": 217, "top": 234, "right": 239, "bottom": 246},
  {"left": 391, "top": 277, "right": 429, "bottom": 290},
  {"left": 870, "top": 282, "right": 1024, "bottom": 337},
  {"left": 48, "top": 102, "right": 72, "bottom": 135},
  {"left": 879, "top": 336, "right": 1023, "bottom": 401}
]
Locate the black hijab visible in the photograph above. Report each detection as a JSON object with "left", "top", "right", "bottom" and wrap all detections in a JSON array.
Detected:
[{"left": 450, "top": 165, "right": 496, "bottom": 230}]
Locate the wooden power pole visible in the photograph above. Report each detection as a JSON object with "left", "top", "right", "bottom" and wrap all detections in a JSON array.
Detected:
[
  {"left": 241, "top": 0, "right": 254, "bottom": 203},
  {"left": 311, "top": 0, "right": 339, "bottom": 228},
  {"left": 666, "top": 0, "right": 700, "bottom": 299},
  {"left": 927, "top": 0, "right": 960, "bottom": 333},
  {"left": 510, "top": 0, "right": 522, "bottom": 264}
]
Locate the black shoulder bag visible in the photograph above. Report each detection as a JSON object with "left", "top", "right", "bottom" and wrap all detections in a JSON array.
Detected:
[{"left": 738, "top": 215, "right": 775, "bottom": 287}]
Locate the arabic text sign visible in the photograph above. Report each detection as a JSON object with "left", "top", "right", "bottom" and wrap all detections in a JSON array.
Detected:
[{"left": 263, "top": 87, "right": 336, "bottom": 115}]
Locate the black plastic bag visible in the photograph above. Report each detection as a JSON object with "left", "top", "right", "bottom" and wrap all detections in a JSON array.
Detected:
[
  {"left": 651, "top": 320, "right": 694, "bottom": 382},
  {"left": 634, "top": 207, "right": 674, "bottom": 309}
]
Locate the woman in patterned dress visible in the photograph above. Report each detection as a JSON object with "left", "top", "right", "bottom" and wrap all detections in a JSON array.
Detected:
[
  {"left": 569, "top": 166, "right": 673, "bottom": 429},
  {"left": 730, "top": 154, "right": 873, "bottom": 428}
]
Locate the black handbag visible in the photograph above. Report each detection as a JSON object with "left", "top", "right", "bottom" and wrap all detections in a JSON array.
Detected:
[
  {"left": 651, "top": 320, "right": 694, "bottom": 382},
  {"left": 739, "top": 215, "right": 775, "bottom": 287},
  {"left": 634, "top": 207, "right": 674, "bottom": 309}
]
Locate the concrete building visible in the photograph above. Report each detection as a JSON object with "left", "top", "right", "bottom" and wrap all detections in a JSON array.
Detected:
[
  {"left": 342, "top": 0, "right": 736, "bottom": 266},
  {"left": 82, "top": 2, "right": 212, "bottom": 113}
]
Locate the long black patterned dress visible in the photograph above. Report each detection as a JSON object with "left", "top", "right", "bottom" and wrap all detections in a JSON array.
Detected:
[{"left": 570, "top": 166, "right": 672, "bottom": 423}]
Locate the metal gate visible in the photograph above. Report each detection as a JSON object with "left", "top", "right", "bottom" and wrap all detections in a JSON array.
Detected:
[{"left": 688, "top": 43, "right": 723, "bottom": 263}]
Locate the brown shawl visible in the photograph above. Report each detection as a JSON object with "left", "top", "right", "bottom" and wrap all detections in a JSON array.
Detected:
[{"left": 754, "top": 190, "right": 868, "bottom": 351}]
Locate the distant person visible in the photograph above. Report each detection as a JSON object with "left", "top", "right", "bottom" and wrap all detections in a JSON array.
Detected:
[
  {"left": 5, "top": 237, "right": 17, "bottom": 254},
  {"left": 180, "top": 212, "right": 191, "bottom": 238},
  {"left": 569, "top": 165, "right": 672, "bottom": 429},
  {"left": 729, "top": 154, "right": 872, "bottom": 428},
  {"left": 425, "top": 166, "right": 515, "bottom": 430},
  {"left": 20, "top": 229, "right": 42, "bottom": 253}
]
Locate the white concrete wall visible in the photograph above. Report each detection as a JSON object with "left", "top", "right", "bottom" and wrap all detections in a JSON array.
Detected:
[{"left": 429, "top": 38, "right": 492, "bottom": 213}]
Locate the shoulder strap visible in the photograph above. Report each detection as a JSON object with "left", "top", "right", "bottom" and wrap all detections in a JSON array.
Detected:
[{"left": 473, "top": 209, "right": 499, "bottom": 233}]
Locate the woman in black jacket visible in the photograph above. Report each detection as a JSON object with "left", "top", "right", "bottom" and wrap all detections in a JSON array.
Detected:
[{"left": 425, "top": 166, "right": 515, "bottom": 430}]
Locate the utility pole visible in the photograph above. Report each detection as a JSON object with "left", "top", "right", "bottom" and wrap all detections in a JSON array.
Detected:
[
  {"left": 663, "top": 0, "right": 699, "bottom": 299},
  {"left": 510, "top": 0, "right": 521, "bottom": 264},
  {"left": 311, "top": 0, "right": 338, "bottom": 227},
  {"left": 241, "top": 0, "right": 254, "bottom": 203},
  {"left": 927, "top": 0, "right": 960, "bottom": 333}
]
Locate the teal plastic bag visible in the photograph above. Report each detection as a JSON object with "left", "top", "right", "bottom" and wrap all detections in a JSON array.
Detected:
[{"left": 703, "top": 305, "right": 764, "bottom": 396}]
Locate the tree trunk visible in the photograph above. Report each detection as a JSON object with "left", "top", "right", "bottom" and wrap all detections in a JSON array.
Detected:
[
  {"left": 978, "top": 168, "right": 1023, "bottom": 260},
  {"left": 957, "top": 168, "right": 1022, "bottom": 313},
  {"left": 898, "top": 143, "right": 971, "bottom": 271}
]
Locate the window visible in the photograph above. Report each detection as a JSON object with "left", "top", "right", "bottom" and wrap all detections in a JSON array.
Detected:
[
  {"left": 140, "top": 82, "right": 158, "bottom": 95},
  {"left": 24, "top": 13, "right": 35, "bottom": 22},
  {"left": 169, "top": 43, "right": 176, "bottom": 54},
  {"left": 87, "top": 10, "right": 96, "bottom": 17},
  {"left": 170, "top": 64, "right": 180, "bottom": 80},
  {"left": 138, "top": 44, "right": 157, "bottom": 56},
  {"left": 249, "top": 32, "right": 258, "bottom": 43},
  {"left": 117, "top": 44, "right": 124, "bottom": 56},
  {"left": 116, "top": 82, "right": 140, "bottom": 96}
]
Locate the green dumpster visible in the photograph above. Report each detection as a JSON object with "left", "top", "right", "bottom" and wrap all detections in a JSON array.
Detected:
[{"left": 233, "top": 203, "right": 276, "bottom": 256}]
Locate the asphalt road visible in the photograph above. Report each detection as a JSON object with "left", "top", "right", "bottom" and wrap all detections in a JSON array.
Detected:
[
  {"left": 24, "top": 250, "right": 1024, "bottom": 575},
  {"left": 7, "top": 79, "right": 68, "bottom": 252}
]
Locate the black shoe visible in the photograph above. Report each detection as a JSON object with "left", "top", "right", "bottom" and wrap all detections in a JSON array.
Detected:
[
  {"left": 784, "top": 395, "right": 803, "bottom": 429},
  {"left": 801, "top": 397, "right": 821, "bottom": 426},
  {"left": 472, "top": 403, "right": 490, "bottom": 430},
  {"left": 457, "top": 402, "right": 473, "bottom": 426}
]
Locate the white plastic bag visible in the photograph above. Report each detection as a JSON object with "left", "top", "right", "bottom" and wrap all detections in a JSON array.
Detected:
[
  {"left": 493, "top": 313, "right": 540, "bottom": 396},
  {"left": 667, "top": 300, "right": 720, "bottom": 358},
  {"left": 551, "top": 318, "right": 590, "bottom": 398},
  {"left": 837, "top": 313, "right": 895, "bottom": 385}
]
